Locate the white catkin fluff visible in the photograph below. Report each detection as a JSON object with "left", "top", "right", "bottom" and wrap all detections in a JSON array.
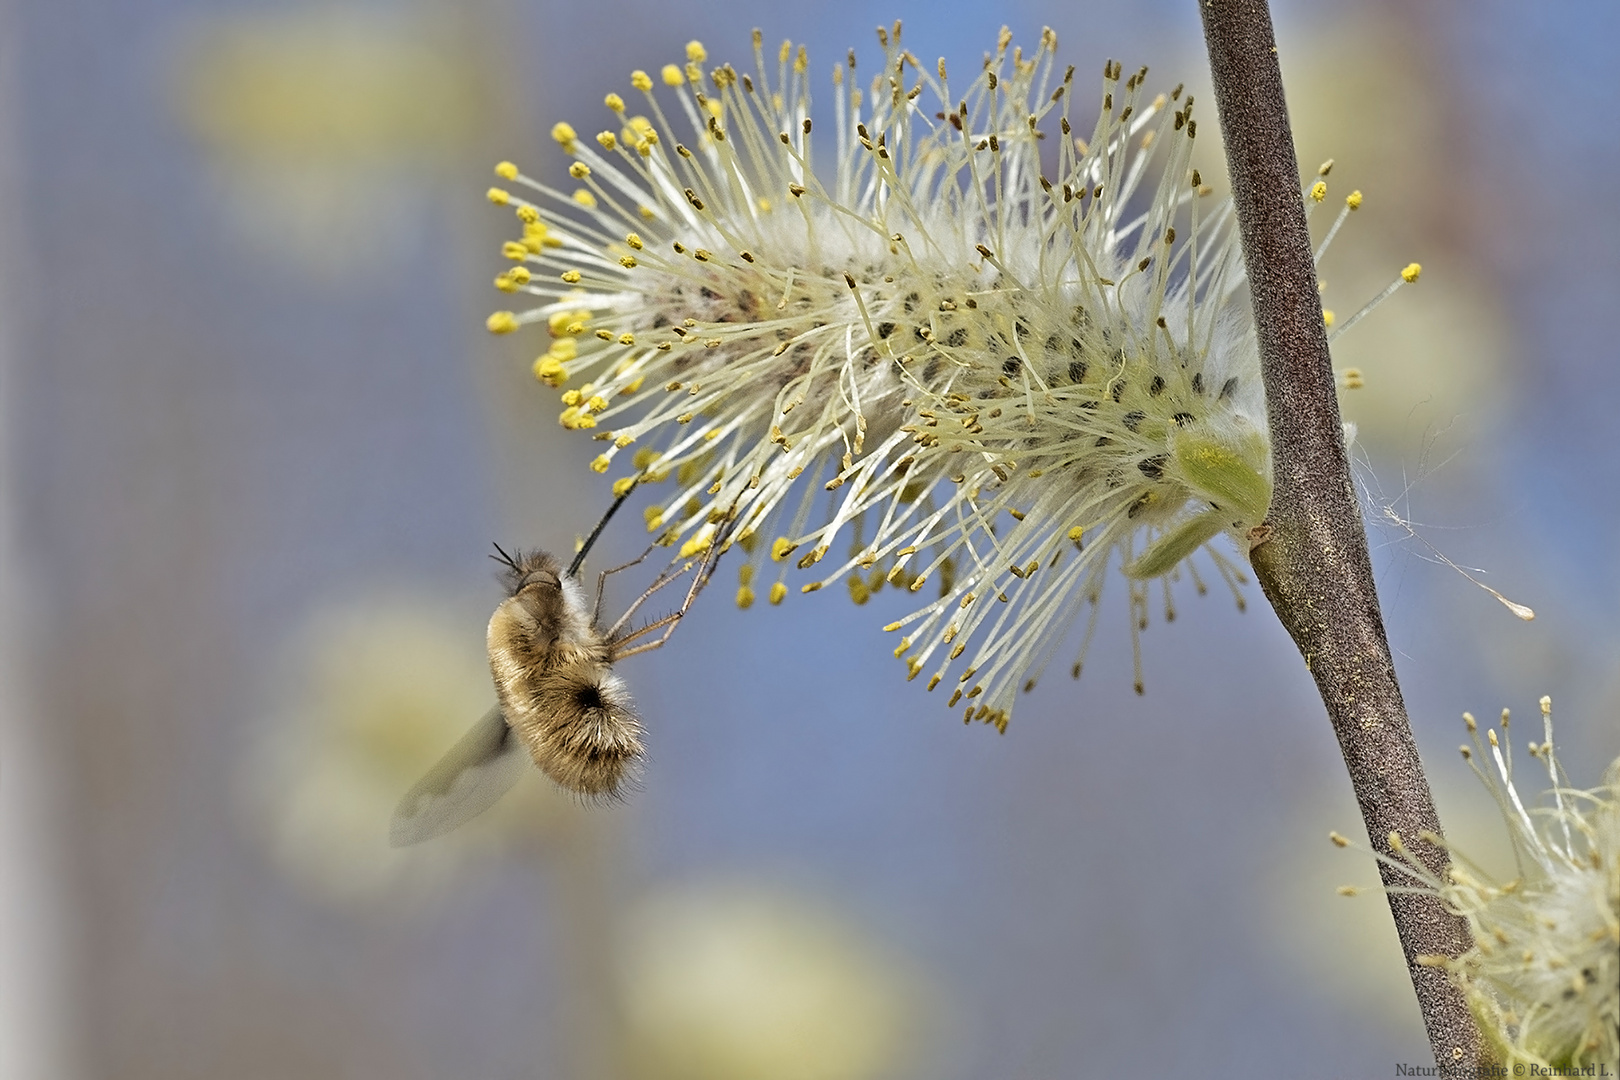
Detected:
[{"left": 485, "top": 27, "right": 1371, "bottom": 727}]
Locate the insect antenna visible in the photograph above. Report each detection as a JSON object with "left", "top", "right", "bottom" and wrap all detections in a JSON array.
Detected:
[{"left": 489, "top": 541, "right": 522, "bottom": 574}]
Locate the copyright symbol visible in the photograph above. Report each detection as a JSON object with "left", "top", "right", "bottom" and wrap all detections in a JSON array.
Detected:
[{"left": 1514, "top": 1065, "right": 1525, "bottom": 1076}]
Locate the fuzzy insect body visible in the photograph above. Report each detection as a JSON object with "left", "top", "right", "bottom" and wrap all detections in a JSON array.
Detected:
[
  {"left": 486, "top": 550, "right": 644, "bottom": 798},
  {"left": 390, "top": 511, "right": 723, "bottom": 847}
]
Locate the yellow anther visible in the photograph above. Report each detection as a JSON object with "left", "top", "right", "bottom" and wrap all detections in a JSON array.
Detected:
[
  {"left": 591, "top": 455, "right": 611, "bottom": 473},
  {"left": 560, "top": 270, "right": 582, "bottom": 283},
  {"left": 573, "top": 190, "right": 597, "bottom": 208},
  {"left": 559, "top": 406, "right": 583, "bottom": 428},
  {"left": 1341, "top": 367, "right": 1364, "bottom": 389},
  {"left": 770, "top": 537, "right": 796, "bottom": 562},
  {"left": 486, "top": 311, "right": 519, "bottom": 334},
  {"left": 625, "top": 376, "right": 644, "bottom": 392},
  {"left": 1322, "top": 309, "right": 1336, "bottom": 327},
  {"left": 576, "top": 414, "right": 596, "bottom": 429},
  {"left": 625, "top": 233, "right": 644, "bottom": 251},
  {"left": 532, "top": 356, "right": 565, "bottom": 385},
  {"left": 661, "top": 64, "right": 684, "bottom": 86},
  {"left": 1067, "top": 526, "right": 1084, "bottom": 542},
  {"left": 686, "top": 40, "right": 706, "bottom": 62},
  {"left": 596, "top": 131, "right": 617, "bottom": 150},
  {"left": 685, "top": 62, "right": 703, "bottom": 83},
  {"left": 569, "top": 162, "right": 591, "bottom": 179},
  {"left": 604, "top": 92, "right": 625, "bottom": 112},
  {"left": 736, "top": 585, "right": 755, "bottom": 609},
  {"left": 548, "top": 311, "right": 579, "bottom": 336},
  {"left": 638, "top": 204, "right": 656, "bottom": 219},
  {"left": 617, "top": 333, "right": 635, "bottom": 346},
  {"left": 630, "top": 70, "right": 653, "bottom": 91},
  {"left": 487, "top": 187, "right": 511, "bottom": 205},
  {"left": 595, "top": 329, "right": 613, "bottom": 341},
  {"left": 1401, "top": 262, "right": 1422, "bottom": 283},
  {"left": 611, "top": 476, "right": 636, "bottom": 497},
  {"left": 1346, "top": 190, "right": 1363, "bottom": 210},
  {"left": 515, "top": 205, "right": 540, "bottom": 224},
  {"left": 561, "top": 389, "right": 583, "bottom": 407},
  {"left": 494, "top": 161, "right": 519, "bottom": 180},
  {"left": 768, "top": 582, "right": 787, "bottom": 605},
  {"left": 587, "top": 395, "right": 608, "bottom": 412},
  {"left": 494, "top": 272, "right": 517, "bottom": 293},
  {"left": 501, "top": 241, "right": 528, "bottom": 260},
  {"left": 548, "top": 340, "right": 579, "bottom": 364},
  {"left": 619, "top": 255, "right": 638, "bottom": 269},
  {"left": 551, "top": 122, "right": 577, "bottom": 147},
  {"left": 1310, "top": 180, "right": 1327, "bottom": 203},
  {"left": 800, "top": 582, "right": 822, "bottom": 594},
  {"left": 892, "top": 637, "right": 912, "bottom": 658},
  {"left": 505, "top": 267, "right": 531, "bottom": 285},
  {"left": 849, "top": 576, "right": 870, "bottom": 605}
]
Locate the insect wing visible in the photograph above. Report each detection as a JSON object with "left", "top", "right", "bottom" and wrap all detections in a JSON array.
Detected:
[{"left": 389, "top": 705, "right": 528, "bottom": 847}]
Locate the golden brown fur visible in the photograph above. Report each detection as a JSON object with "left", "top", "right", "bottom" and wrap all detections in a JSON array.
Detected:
[{"left": 486, "top": 550, "right": 643, "bottom": 798}]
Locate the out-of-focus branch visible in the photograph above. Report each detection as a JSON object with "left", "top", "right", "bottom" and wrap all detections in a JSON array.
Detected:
[{"left": 1196, "top": 0, "right": 1482, "bottom": 1071}]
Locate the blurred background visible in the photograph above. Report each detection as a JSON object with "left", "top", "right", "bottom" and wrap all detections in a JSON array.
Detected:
[{"left": 1, "top": 0, "right": 1616, "bottom": 1076}]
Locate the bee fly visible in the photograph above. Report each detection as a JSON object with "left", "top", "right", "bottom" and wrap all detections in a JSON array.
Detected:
[{"left": 390, "top": 493, "right": 727, "bottom": 846}]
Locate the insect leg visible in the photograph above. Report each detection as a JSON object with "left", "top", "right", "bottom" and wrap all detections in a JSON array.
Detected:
[
  {"left": 593, "top": 542, "right": 657, "bottom": 626},
  {"left": 608, "top": 536, "right": 729, "bottom": 658}
]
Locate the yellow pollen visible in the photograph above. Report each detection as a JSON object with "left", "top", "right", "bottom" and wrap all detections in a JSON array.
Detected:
[
  {"left": 736, "top": 585, "right": 755, "bottom": 609},
  {"left": 596, "top": 131, "right": 617, "bottom": 150},
  {"left": 1346, "top": 190, "right": 1363, "bottom": 209},
  {"left": 769, "top": 582, "right": 787, "bottom": 605},
  {"left": 1310, "top": 180, "right": 1327, "bottom": 202},
  {"left": 494, "top": 161, "right": 519, "bottom": 180},
  {"left": 1323, "top": 309, "right": 1335, "bottom": 327},
  {"left": 532, "top": 356, "right": 565, "bottom": 385},
  {"left": 515, "top": 205, "right": 539, "bottom": 224},
  {"left": 486, "top": 187, "right": 511, "bottom": 205},
  {"left": 771, "top": 537, "right": 796, "bottom": 561},
  {"left": 561, "top": 270, "right": 582, "bottom": 283},
  {"left": 590, "top": 455, "right": 611, "bottom": 473},
  {"left": 573, "top": 190, "right": 597, "bottom": 208},
  {"left": 486, "top": 311, "right": 518, "bottom": 334},
  {"left": 569, "top": 162, "right": 591, "bottom": 179},
  {"left": 550, "top": 122, "right": 577, "bottom": 148},
  {"left": 501, "top": 241, "right": 527, "bottom": 260},
  {"left": 611, "top": 476, "right": 636, "bottom": 497},
  {"left": 630, "top": 70, "right": 652, "bottom": 91},
  {"left": 1401, "top": 262, "right": 1422, "bottom": 283},
  {"left": 686, "top": 40, "right": 706, "bottom": 62},
  {"left": 626, "top": 232, "right": 643, "bottom": 250},
  {"left": 604, "top": 92, "right": 625, "bottom": 112},
  {"left": 661, "top": 64, "right": 684, "bottom": 86}
]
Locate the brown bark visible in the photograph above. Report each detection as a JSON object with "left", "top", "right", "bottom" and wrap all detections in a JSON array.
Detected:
[{"left": 1196, "top": 0, "right": 1482, "bottom": 1070}]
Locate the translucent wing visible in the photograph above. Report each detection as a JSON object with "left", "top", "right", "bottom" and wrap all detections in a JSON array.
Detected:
[{"left": 389, "top": 705, "right": 528, "bottom": 847}]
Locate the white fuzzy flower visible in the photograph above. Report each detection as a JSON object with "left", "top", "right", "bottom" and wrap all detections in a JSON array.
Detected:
[
  {"left": 1340, "top": 698, "right": 1619, "bottom": 1068},
  {"left": 485, "top": 25, "right": 1394, "bottom": 728}
]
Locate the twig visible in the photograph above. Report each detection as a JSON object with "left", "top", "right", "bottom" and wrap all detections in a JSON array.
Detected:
[{"left": 1196, "top": 0, "right": 1482, "bottom": 1070}]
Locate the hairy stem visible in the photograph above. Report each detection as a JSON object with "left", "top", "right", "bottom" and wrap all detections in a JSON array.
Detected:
[{"left": 1196, "top": 0, "right": 1481, "bottom": 1069}]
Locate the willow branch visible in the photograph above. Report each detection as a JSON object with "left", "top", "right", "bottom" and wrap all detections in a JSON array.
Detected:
[{"left": 1196, "top": 1, "right": 1481, "bottom": 1070}]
